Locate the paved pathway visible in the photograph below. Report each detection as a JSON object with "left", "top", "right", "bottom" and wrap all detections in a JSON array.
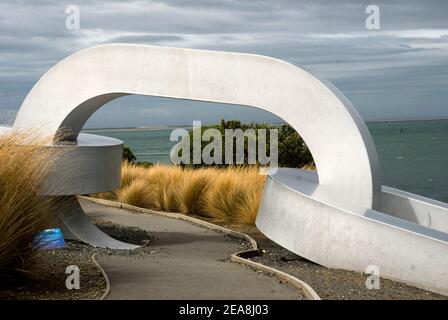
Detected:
[{"left": 81, "top": 199, "right": 302, "bottom": 300}]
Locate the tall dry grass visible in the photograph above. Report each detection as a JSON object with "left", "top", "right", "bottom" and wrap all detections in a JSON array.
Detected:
[
  {"left": 0, "top": 133, "right": 60, "bottom": 270},
  {"left": 103, "top": 163, "right": 266, "bottom": 225},
  {"left": 204, "top": 167, "right": 266, "bottom": 224}
]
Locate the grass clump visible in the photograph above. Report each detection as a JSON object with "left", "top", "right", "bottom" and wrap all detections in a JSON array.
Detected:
[
  {"left": 96, "top": 163, "right": 266, "bottom": 225},
  {"left": 117, "top": 178, "right": 160, "bottom": 209},
  {"left": 179, "top": 169, "right": 212, "bottom": 216},
  {"left": 0, "top": 133, "right": 60, "bottom": 270}
]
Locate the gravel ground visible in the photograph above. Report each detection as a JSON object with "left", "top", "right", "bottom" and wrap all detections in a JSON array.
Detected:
[
  {"left": 0, "top": 221, "right": 157, "bottom": 300},
  {"left": 232, "top": 225, "right": 447, "bottom": 300},
  {"left": 0, "top": 243, "right": 104, "bottom": 300},
  {"left": 2, "top": 215, "right": 445, "bottom": 300}
]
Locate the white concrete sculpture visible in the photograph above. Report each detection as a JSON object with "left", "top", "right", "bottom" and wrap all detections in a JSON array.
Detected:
[{"left": 1, "top": 44, "right": 447, "bottom": 294}]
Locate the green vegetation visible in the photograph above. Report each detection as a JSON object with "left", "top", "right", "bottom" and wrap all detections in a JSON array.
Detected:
[
  {"left": 185, "top": 119, "right": 313, "bottom": 168},
  {"left": 122, "top": 145, "right": 153, "bottom": 168},
  {"left": 123, "top": 145, "right": 137, "bottom": 163},
  {"left": 100, "top": 120, "right": 315, "bottom": 225},
  {"left": 277, "top": 124, "right": 314, "bottom": 168}
]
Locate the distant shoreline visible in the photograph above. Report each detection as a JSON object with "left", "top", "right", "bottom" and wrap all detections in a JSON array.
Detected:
[
  {"left": 366, "top": 117, "right": 448, "bottom": 123},
  {"left": 82, "top": 126, "right": 193, "bottom": 133},
  {"left": 82, "top": 118, "right": 448, "bottom": 132}
]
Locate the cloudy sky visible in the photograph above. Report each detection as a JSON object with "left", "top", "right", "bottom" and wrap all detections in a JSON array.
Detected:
[{"left": 0, "top": 0, "right": 447, "bottom": 128}]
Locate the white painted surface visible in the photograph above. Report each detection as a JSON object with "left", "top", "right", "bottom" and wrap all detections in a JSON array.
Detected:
[
  {"left": 380, "top": 186, "right": 448, "bottom": 233},
  {"left": 13, "top": 44, "right": 380, "bottom": 214},
  {"left": 256, "top": 168, "right": 448, "bottom": 295},
  {"left": 44, "top": 133, "right": 122, "bottom": 195}
]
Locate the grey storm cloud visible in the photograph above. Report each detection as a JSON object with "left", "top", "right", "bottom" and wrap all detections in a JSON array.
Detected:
[{"left": 0, "top": 0, "right": 447, "bottom": 126}]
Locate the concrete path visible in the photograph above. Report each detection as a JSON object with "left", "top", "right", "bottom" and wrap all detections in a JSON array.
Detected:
[{"left": 81, "top": 199, "right": 301, "bottom": 300}]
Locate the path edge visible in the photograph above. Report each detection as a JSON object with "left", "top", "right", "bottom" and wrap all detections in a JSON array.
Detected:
[
  {"left": 81, "top": 196, "right": 321, "bottom": 300},
  {"left": 91, "top": 253, "right": 111, "bottom": 300}
]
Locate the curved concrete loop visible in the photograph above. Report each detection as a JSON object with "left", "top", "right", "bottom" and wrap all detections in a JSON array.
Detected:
[
  {"left": 45, "top": 133, "right": 123, "bottom": 195},
  {"left": 256, "top": 169, "right": 448, "bottom": 295},
  {"left": 60, "top": 196, "right": 139, "bottom": 250},
  {"left": 13, "top": 44, "right": 380, "bottom": 214},
  {"left": 1, "top": 44, "right": 447, "bottom": 295}
]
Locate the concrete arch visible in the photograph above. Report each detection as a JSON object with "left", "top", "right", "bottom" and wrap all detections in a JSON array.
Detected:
[
  {"left": 13, "top": 44, "right": 381, "bottom": 214},
  {"left": 6, "top": 44, "right": 448, "bottom": 294}
]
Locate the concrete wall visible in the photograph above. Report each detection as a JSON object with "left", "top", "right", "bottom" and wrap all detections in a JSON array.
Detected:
[
  {"left": 256, "top": 168, "right": 448, "bottom": 295},
  {"left": 380, "top": 186, "right": 448, "bottom": 233}
]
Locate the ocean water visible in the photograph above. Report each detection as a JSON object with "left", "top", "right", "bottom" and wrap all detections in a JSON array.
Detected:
[
  {"left": 86, "top": 128, "right": 178, "bottom": 164},
  {"left": 85, "top": 119, "right": 448, "bottom": 203},
  {"left": 368, "top": 119, "right": 448, "bottom": 203}
]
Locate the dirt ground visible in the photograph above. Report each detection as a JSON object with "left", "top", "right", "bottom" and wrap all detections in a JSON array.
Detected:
[
  {"left": 232, "top": 224, "right": 446, "bottom": 300},
  {"left": 0, "top": 222, "right": 154, "bottom": 300},
  {"left": 0, "top": 243, "right": 104, "bottom": 300}
]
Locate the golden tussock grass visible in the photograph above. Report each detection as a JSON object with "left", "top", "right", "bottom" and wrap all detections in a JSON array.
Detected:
[
  {"left": 203, "top": 167, "right": 264, "bottom": 225},
  {"left": 179, "top": 169, "right": 212, "bottom": 216},
  {"left": 118, "top": 178, "right": 160, "bottom": 209},
  {"left": 99, "top": 163, "right": 266, "bottom": 225},
  {"left": 0, "top": 132, "right": 61, "bottom": 270}
]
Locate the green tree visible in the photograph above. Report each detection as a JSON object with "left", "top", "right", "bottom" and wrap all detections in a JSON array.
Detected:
[
  {"left": 185, "top": 119, "right": 313, "bottom": 168},
  {"left": 123, "top": 145, "right": 137, "bottom": 163},
  {"left": 277, "top": 125, "right": 313, "bottom": 168}
]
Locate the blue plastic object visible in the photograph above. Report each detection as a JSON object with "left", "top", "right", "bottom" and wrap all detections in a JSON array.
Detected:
[{"left": 34, "top": 228, "right": 66, "bottom": 250}]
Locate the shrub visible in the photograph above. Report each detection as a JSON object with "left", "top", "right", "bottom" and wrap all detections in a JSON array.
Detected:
[
  {"left": 184, "top": 119, "right": 314, "bottom": 168},
  {"left": 122, "top": 145, "right": 152, "bottom": 168},
  {"left": 278, "top": 125, "right": 314, "bottom": 168},
  {"left": 117, "top": 178, "right": 160, "bottom": 210},
  {"left": 0, "top": 133, "right": 60, "bottom": 270},
  {"left": 95, "top": 119, "right": 316, "bottom": 225},
  {"left": 121, "top": 161, "right": 148, "bottom": 189},
  {"left": 94, "top": 164, "right": 266, "bottom": 225},
  {"left": 179, "top": 169, "right": 212, "bottom": 216},
  {"left": 123, "top": 145, "right": 137, "bottom": 163}
]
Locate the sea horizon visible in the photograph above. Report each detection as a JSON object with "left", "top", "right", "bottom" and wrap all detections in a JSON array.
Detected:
[{"left": 82, "top": 117, "right": 448, "bottom": 131}]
